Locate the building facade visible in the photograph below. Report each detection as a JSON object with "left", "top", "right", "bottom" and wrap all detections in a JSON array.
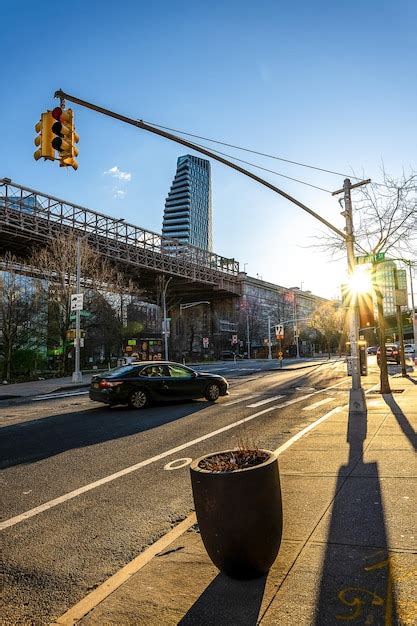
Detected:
[
  {"left": 375, "top": 261, "right": 407, "bottom": 317},
  {"left": 162, "top": 155, "right": 212, "bottom": 251}
]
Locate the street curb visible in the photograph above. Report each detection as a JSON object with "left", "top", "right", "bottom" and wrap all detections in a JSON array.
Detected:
[{"left": 0, "top": 382, "right": 90, "bottom": 402}]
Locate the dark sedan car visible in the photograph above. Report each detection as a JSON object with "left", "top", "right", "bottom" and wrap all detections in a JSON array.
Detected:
[{"left": 89, "top": 361, "right": 229, "bottom": 409}]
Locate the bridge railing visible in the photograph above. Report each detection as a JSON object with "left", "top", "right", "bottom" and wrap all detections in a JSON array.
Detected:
[{"left": 0, "top": 179, "right": 239, "bottom": 282}]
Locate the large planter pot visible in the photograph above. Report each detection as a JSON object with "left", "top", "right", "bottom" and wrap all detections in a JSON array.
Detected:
[{"left": 190, "top": 449, "right": 283, "bottom": 579}]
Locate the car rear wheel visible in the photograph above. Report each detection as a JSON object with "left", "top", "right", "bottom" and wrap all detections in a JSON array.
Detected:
[
  {"left": 129, "top": 389, "right": 148, "bottom": 409},
  {"left": 205, "top": 383, "right": 220, "bottom": 402}
]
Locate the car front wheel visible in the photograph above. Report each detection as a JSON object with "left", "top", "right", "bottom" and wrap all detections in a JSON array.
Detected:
[
  {"left": 129, "top": 389, "right": 148, "bottom": 409},
  {"left": 205, "top": 383, "right": 220, "bottom": 402}
]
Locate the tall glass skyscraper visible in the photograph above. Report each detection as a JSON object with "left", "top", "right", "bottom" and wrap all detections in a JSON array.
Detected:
[{"left": 162, "top": 155, "right": 212, "bottom": 251}]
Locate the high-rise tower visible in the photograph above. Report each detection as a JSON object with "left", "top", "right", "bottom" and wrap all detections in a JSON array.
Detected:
[{"left": 162, "top": 155, "right": 212, "bottom": 251}]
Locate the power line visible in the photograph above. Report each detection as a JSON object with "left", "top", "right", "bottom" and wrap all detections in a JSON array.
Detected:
[
  {"left": 187, "top": 139, "right": 333, "bottom": 193},
  {"left": 144, "top": 119, "right": 364, "bottom": 181}
]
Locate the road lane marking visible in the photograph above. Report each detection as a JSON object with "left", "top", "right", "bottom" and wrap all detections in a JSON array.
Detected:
[
  {"left": 302, "top": 397, "right": 334, "bottom": 411},
  {"left": 163, "top": 458, "right": 192, "bottom": 471},
  {"left": 34, "top": 391, "right": 89, "bottom": 401},
  {"left": 273, "top": 406, "right": 343, "bottom": 455},
  {"left": 247, "top": 395, "right": 285, "bottom": 407},
  {"left": 223, "top": 394, "right": 258, "bottom": 406},
  {"left": 0, "top": 378, "right": 349, "bottom": 532}
]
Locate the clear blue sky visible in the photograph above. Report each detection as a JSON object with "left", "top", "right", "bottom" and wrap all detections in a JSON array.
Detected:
[{"left": 1, "top": 0, "right": 416, "bottom": 298}]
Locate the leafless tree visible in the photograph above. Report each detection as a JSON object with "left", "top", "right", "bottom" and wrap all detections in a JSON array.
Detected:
[
  {"left": 309, "top": 301, "right": 344, "bottom": 357},
  {"left": 0, "top": 253, "right": 45, "bottom": 380},
  {"left": 315, "top": 169, "right": 417, "bottom": 392},
  {"left": 30, "top": 233, "right": 120, "bottom": 373}
]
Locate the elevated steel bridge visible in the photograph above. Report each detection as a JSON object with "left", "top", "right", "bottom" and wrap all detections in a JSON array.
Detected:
[{"left": 0, "top": 178, "right": 240, "bottom": 300}]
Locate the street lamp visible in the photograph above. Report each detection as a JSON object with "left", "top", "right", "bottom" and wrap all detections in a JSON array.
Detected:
[{"left": 161, "top": 277, "right": 172, "bottom": 360}]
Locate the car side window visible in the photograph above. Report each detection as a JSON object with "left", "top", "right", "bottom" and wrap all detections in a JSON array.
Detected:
[
  {"left": 123, "top": 367, "right": 142, "bottom": 378},
  {"left": 168, "top": 365, "right": 193, "bottom": 379},
  {"left": 140, "top": 365, "right": 170, "bottom": 377}
]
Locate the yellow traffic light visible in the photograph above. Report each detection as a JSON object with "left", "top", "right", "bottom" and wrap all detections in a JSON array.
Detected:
[
  {"left": 33, "top": 112, "right": 55, "bottom": 161},
  {"left": 51, "top": 107, "right": 79, "bottom": 170}
]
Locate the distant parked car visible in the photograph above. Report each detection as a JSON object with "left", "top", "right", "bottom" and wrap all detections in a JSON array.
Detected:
[
  {"left": 89, "top": 362, "right": 229, "bottom": 408},
  {"left": 403, "top": 343, "right": 416, "bottom": 357},
  {"left": 220, "top": 350, "right": 243, "bottom": 360},
  {"left": 367, "top": 346, "right": 378, "bottom": 355},
  {"left": 377, "top": 344, "right": 400, "bottom": 365}
]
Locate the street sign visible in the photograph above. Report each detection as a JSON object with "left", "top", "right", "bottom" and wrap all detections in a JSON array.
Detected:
[
  {"left": 70, "top": 293, "right": 84, "bottom": 311},
  {"left": 202, "top": 337, "right": 209, "bottom": 349},
  {"left": 275, "top": 324, "right": 284, "bottom": 339},
  {"left": 69, "top": 310, "right": 91, "bottom": 320},
  {"left": 355, "top": 252, "right": 385, "bottom": 265},
  {"left": 231, "top": 334, "right": 238, "bottom": 345}
]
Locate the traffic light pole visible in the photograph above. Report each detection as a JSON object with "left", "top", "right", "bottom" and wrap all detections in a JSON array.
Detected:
[
  {"left": 332, "top": 179, "right": 369, "bottom": 411},
  {"left": 72, "top": 237, "right": 82, "bottom": 383},
  {"left": 54, "top": 90, "right": 370, "bottom": 410}
]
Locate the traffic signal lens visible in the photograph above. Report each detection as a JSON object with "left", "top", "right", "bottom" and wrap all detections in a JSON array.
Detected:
[
  {"left": 52, "top": 107, "right": 62, "bottom": 120},
  {"left": 52, "top": 137, "right": 62, "bottom": 150},
  {"left": 52, "top": 121, "right": 62, "bottom": 135}
]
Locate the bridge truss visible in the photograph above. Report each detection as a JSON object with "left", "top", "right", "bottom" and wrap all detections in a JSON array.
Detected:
[{"left": 0, "top": 178, "right": 240, "bottom": 299}]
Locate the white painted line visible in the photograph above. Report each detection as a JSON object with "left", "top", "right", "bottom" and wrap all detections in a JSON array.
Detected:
[
  {"left": 34, "top": 390, "right": 88, "bottom": 401},
  {"left": 1, "top": 378, "right": 349, "bottom": 532},
  {"left": 247, "top": 395, "right": 285, "bottom": 407},
  {"left": 302, "top": 397, "right": 334, "bottom": 411},
  {"left": 163, "top": 458, "right": 193, "bottom": 471},
  {"left": 274, "top": 406, "right": 343, "bottom": 455},
  {"left": 223, "top": 394, "right": 258, "bottom": 406}
]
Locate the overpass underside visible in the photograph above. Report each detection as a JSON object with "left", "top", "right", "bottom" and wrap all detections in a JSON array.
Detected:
[{"left": 0, "top": 179, "right": 241, "bottom": 302}]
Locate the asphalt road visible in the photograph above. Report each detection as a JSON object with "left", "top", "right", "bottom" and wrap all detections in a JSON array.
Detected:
[{"left": 1, "top": 359, "right": 351, "bottom": 624}]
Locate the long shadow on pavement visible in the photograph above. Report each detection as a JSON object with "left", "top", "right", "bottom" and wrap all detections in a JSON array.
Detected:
[
  {"left": 179, "top": 572, "right": 267, "bottom": 625},
  {"left": 382, "top": 393, "right": 417, "bottom": 450},
  {"left": 0, "top": 402, "right": 209, "bottom": 469},
  {"left": 313, "top": 405, "right": 399, "bottom": 625}
]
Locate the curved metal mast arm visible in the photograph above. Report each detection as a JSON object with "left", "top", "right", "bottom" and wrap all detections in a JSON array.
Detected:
[{"left": 55, "top": 89, "right": 346, "bottom": 240}]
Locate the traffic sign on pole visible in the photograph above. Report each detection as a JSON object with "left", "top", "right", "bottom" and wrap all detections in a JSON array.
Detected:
[
  {"left": 355, "top": 252, "right": 385, "bottom": 265},
  {"left": 202, "top": 337, "right": 209, "bottom": 349},
  {"left": 275, "top": 324, "right": 284, "bottom": 339},
  {"left": 70, "top": 293, "right": 83, "bottom": 311}
]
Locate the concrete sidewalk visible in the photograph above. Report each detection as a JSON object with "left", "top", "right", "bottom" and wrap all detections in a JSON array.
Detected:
[
  {"left": 55, "top": 369, "right": 417, "bottom": 625},
  {"left": 0, "top": 374, "right": 95, "bottom": 400}
]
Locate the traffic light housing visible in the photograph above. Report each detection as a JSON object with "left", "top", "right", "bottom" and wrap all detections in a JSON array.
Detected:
[
  {"left": 34, "top": 112, "right": 55, "bottom": 161},
  {"left": 358, "top": 293, "right": 375, "bottom": 329},
  {"left": 51, "top": 107, "right": 79, "bottom": 170}
]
